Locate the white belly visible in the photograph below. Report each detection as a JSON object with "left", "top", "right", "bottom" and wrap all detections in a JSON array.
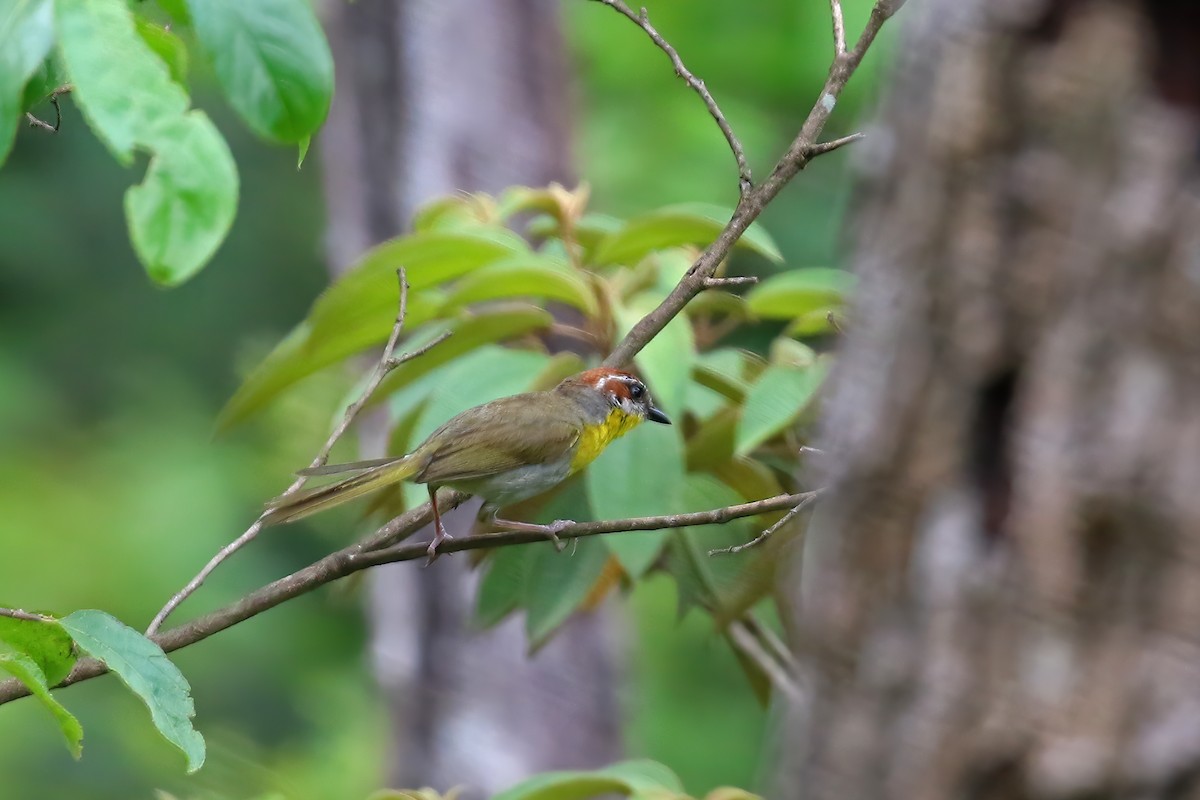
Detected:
[{"left": 446, "top": 453, "right": 574, "bottom": 507}]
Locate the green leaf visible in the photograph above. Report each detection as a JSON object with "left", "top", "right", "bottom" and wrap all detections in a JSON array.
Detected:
[
  {"left": 735, "top": 362, "right": 827, "bottom": 456},
  {"left": 473, "top": 545, "right": 532, "bottom": 628},
  {"left": 785, "top": 305, "right": 842, "bottom": 338},
  {"left": 185, "top": 0, "right": 333, "bottom": 143},
  {"left": 370, "top": 307, "right": 554, "bottom": 411},
  {"left": 441, "top": 255, "right": 599, "bottom": 317},
  {"left": 585, "top": 421, "right": 684, "bottom": 578},
  {"left": 0, "top": 613, "right": 76, "bottom": 685},
  {"left": 134, "top": 16, "right": 188, "bottom": 85},
  {"left": 0, "top": 641, "right": 83, "bottom": 759},
  {"left": 745, "top": 268, "right": 855, "bottom": 320},
  {"left": 524, "top": 536, "right": 608, "bottom": 649},
  {"left": 0, "top": 0, "right": 55, "bottom": 166},
  {"left": 666, "top": 476, "right": 757, "bottom": 617},
  {"left": 20, "top": 52, "right": 66, "bottom": 112},
  {"left": 56, "top": 0, "right": 238, "bottom": 284},
  {"left": 615, "top": 290, "right": 694, "bottom": 421},
  {"left": 56, "top": 0, "right": 186, "bottom": 161},
  {"left": 124, "top": 111, "right": 239, "bottom": 286},
  {"left": 59, "top": 610, "right": 205, "bottom": 773},
  {"left": 493, "top": 759, "right": 685, "bottom": 800},
  {"left": 217, "top": 231, "right": 525, "bottom": 430},
  {"left": 593, "top": 202, "right": 782, "bottom": 267},
  {"left": 296, "top": 134, "right": 310, "bottom": 169}
]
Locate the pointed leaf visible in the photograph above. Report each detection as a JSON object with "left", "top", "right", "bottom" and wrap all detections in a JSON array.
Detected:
[
  {"left": 524, "top": 536, "right": 608, "bottom": 649},
  {"left": 665, "top": 476, "right": 758, "bottom": 617},
  {"left": 585, "top": 421, "right": 684, "bottom": 578},
  {"left": 134, "top": 17, "right": 188, "bottom": 85},
  {"left": 124, "top": 111, "right": 239, "bottom": 285},
  {"left": 593, "top": 202, "right": 782, "bottom": 267},
  {"left": 0, "top": 0, "right": 54, "bottom": 166},
  {"left": 735, "top": 362, "right": 827, "bottom": 456},
  {"left": 441, "top": 256, "right": 598, "bottom": 317},
  {"left": 0, "top": 641, "right": 83, "bottom": 758},
  {"left": 59, "top": 610, "right": 205, "bottom": 773},
  {"left": 0, "top": 613, "right": 76, "bottom": 685},
  {"left": 745, "top": 268, "right": 855, "bottom": 320},
  {"left": 184, "top": 0, "right": 333, "bottom": 143},
  {"left": 473, "top": 545, "right": 533, "bottom": 628}
]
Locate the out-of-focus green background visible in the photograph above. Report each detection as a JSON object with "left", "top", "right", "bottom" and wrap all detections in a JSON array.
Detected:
[{"left": 0, "top": 1, "right": 885, "bottom": 797}]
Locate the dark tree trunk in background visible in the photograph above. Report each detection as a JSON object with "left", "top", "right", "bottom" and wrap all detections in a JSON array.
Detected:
[
  {"left": 317, "top": 1, "right": 621, "bottom": 794},
  {"left": 781, "top": 1, "right": 1200, "bottom": 798}
]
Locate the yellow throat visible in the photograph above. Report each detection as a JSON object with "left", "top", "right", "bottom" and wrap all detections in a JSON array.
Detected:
[{"left": 569, "top": 408, "right": 644, "bottom": 473}]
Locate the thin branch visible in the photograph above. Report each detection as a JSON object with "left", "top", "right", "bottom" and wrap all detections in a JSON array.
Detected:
[
  {"left": 0, "top": 607, "right": 55, "bottom": 624},
  {"left": 728, "top": 619, "right": 803, "bottom": 702},
  {"left": 0, "top": 492, "right": 804, "bottom": 705},
  {"left": 806, "top": 131, "right": 865, "bottom": 158},
  {"left": 709, "top": 491, "right": 821, "bottom": 556},
  {"left": 145, "top": 268, "right": 447, "bottom": 635},
  {"left": 24, "top": 85, "right": 71, "bottom": 133},
  {"left": 592, "top": 0, "right": 753, "bottom": 196},
  {"left": 703, "top": 276, "right": 759, "bottom": 289},
  {"left": 602, "top": 0, "right": 894, "bottom": 369},
  {"left": 830, "top": 0, "right": 848, "bottom": 56}
]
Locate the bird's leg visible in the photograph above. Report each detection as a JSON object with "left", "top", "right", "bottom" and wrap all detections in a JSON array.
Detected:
[
  {"left": 480, "top": 504, "right": 569, "bottom": 552},
  {"left": 425, "top": 485, "right": 453, "bottom": 565}
]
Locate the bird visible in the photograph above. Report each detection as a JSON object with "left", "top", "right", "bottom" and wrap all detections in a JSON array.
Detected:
[{"left": 262, "top": 367, "right": 671, "bottom": 560}]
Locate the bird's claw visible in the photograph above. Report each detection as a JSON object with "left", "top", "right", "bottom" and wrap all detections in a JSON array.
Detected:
[
  {"left": 547, "top": 519, "right": 572, "bottom": 553},
  {"left": 424, "top": 530, "right": 454, "bottom": 566}
]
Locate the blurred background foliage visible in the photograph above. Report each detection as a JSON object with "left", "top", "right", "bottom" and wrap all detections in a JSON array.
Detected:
[{"left": 0, "top": 0, "right": 888, "bottom": 797}]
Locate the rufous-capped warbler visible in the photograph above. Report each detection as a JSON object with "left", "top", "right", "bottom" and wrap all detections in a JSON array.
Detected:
[{"left": 263, "top": 367, "right": 671, "bottom": 559}]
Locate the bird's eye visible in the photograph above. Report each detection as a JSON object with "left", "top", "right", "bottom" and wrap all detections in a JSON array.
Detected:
[{"left": 629, "top": 382, "right": 644, "bottom": 400}]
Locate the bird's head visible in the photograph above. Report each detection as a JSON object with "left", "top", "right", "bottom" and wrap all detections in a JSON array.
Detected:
[{"left": 561, "top": 368, "right": 671, "bottom": 425}]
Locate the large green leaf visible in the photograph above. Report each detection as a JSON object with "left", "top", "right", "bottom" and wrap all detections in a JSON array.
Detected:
[
  {"left": 56, "top": 0, "right": 237, "bottom": 284},
  {"left": 124, "top": 111, "right": 239, "bottom": 285},
  {"left": 441, "top": 255, "right": 598, "bottom": 317},
  {"left": 493, "top": 759, "right": 685, "bottom": 800},
  {"left": 585, "top": 421, "right": 684, "bottom": 578},
  {"left": 59, "top": 610, "right": 205, "bottom": 773},
  {"left": 473, "top": 545, "right": 533, "bottom": 629},
  {"left": 592, "top": 202, "right": 782, "bottom": 267},
  {"left": 184, "top": 0, "right": 333, "bottom": 143},
  {"left": 0, "top": 613, "right": 76, "bottom": 685},
  {"left": 0, "top": 0, "right": 54, "bottom": 166},
  {"left": 217, "top": 231, "right": 525, "bottom": 430},
  {"left": 0, "top": 641, "right": 83, "bottom": 759},
  {"left": 745, "top": 268, "right": 855, "bottom": 320},
  {"left": 134, "top": 16, "right": 187, "bottom": 86},
  {"left": 666, "top": 476, "right": 757, "bottom": 617},
  {"left": 524, "top": 536, "right": 608, "bottom": 650},
  {"left": 735, "top": 361, "right": 827, "bottom": 455}
]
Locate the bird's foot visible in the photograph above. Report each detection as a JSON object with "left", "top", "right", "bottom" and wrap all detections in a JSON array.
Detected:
[
  {"left": 425, "top": 527, "right": 454, "bottom": 566},
  {"left": 491, "top": 517, "right": 573, "bottom": 552}
]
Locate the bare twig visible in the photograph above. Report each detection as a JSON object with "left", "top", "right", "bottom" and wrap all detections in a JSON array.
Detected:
[
  {"left": 729, "top": 619, "right": 803, "bottom": 701},
  {"left": 0, "top": 607, "right": 55, "bottom": 624},
  {"left": 709, "top": 491, "right": 821, "bottom": 556},
  {"left": 703, "top": 276, "right": 759, "bottom": 289},
  {"left": 807, "top": 131, "right": 866, "bottom": 158},
  {"left": 145, "top": 268, "right": 446, "bottom": 635},
  {"left": 602, "top": 0, "right": 895, "bottom": 369},
  {"left": 24, "top": 85, "right": 71, "bottom": 133},
  {"left": 0, "top": 492, "right": 804, "bottom": 705},
  {"left": 830, "top": 0, "right": 848, "bottom": 56},
  {"left": 593, "top": 0, "right": 753, "bottom": 197}
]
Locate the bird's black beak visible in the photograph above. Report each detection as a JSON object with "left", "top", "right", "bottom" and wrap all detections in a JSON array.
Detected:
[{"left": 646, "top": 404, "right": 671, "bottom": 425}]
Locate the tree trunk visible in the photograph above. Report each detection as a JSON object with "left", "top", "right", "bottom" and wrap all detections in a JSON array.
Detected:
[
  {"left": 317, "top": 1, "right": 621, "bottom": 794},
  {"left": 781, "top": 1, "right": 1200, "bottom": 798}
]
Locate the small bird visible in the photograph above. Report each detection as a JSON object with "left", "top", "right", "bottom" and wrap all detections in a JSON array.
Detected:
[{"left": 263, "top": 367, "right": 670, "bottom": 560}]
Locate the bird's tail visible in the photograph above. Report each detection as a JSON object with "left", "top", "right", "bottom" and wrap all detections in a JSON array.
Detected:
[{"left": 262, "top": 456, "right": 420, "bottom": 525}]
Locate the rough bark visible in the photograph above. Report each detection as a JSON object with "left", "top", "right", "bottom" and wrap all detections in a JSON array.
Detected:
[
  {"left": 318, "top": 1, "right": 621, "bottom": 794},
  {"left": 781, "top": 1, "right": 1200, "bottom": 798}
]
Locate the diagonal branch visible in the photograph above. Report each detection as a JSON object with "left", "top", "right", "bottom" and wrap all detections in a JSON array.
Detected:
[
  {"left": 0, "top": 492, "right": 807, "bottom": 705},
  {"left": 146, "top": 269, "right": 449, "bottom": 635},
  {"left": 592, "top": 0, "right": 753, "bottom": 196},
  {"left": 602, "top": 0, "right": 896, "bottom": 369}
]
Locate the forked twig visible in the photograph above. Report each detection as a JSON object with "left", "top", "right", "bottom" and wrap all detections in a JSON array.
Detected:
[
  {"left": 146, "top": 269, "right": 449, "bottom": 634},
  {"left": 593, "top": 0, "right": 753, "bottom": 196},
  {"left": 709, "top": 490, "right": 822, "bottom": 556}
]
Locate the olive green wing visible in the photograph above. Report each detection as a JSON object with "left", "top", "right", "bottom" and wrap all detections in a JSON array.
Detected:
[{"left": 412, "top": 394, "right": 580, "bottom": 485}]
